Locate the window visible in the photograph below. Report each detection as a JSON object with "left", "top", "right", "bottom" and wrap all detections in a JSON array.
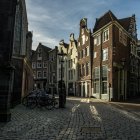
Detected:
[
  {"left": 43, "top": 71, "right": 47, "bottom": 78},
  {"left": 78, "top": 42, "right": 80, "bottom": 46},
  {"left": 73, "top": 58, "right": 75, "bottom": 64},
  {"left": 78, "top": 52, "right": 81, "bottom": 59},
  {"left": 86, "top": 36, "right": 88, "bottom": 41},
  {"left": 37, "top": 62, "right": 42, "bottom": 68},
  {"left": 94, "top": 67, "right": 99, "bottom": 93},
  {"left": 95, "top": 34, "right": 101, "bottom": 45},
  {"left": 94, "top": 82, "right": 99, "bottom": 93},
  {"left": 71, "top": 70, "right": 73, "bottom": 79},
  {"left": 43, "top": 61, "right": 47, "bottom": 68},
  {"left": 32, "top": 62, "right": 36, "bottom": 69},
  {"left": 102, "top": 65, "right": 107, "bottom": 79},
  {"left": 94, "top": 52, "right": 97, "bottom": 58},
  {"left": 102, "top": 65, "right": 107, "bottom": 94},
  {"left": 82, "top": 35, "right": 86, "bottom": 45},
  {"left": 71, "top": 59, "right": 73, "bottom": 67},
  {"left": 102, "top": 82, "right": 107, "bottom": 94},
  {"left": 79, "top": 64, "right": 81, "bottom": 78},
  {"left": 83, "top": 49, "right": 85, "bottom": 57},
  {"left": 33, "top": 71, "right": 36, "bottom": 79},
  {"left": 87, "top": 46, "right": 89, "bottom": 56},
  {"left": 37, "top": 71, "right": 42, "bottom": 78},
  {"left": 103, "top": 29, "right": 109, "bottom": 42},
  {"left": 81, "top": 50, "right": 83, "bottom": 58},
  {"left": 37, "top": 53, "right": 42, "bottom": 60},
  {"left": 97, "top": 34, "right": 101, "bottom": 45},
  {"left": 86, "top": 62, "right": 89, "bottom": 75},
  {"left": 94, "top": 67, "right": 99, "bottom": 79},
  {"left": 82, "top": 28, "right": 84, "bottom": 34},
  {"left": 85, "top": 48, "right": 87, "bottom": 56},
  {"left": 102, "top": 48, "right": 108, "bottom": 61},
  {"left": 70, "top": 49, "right": 73, "bottom": 55},
  {"left": 82, "top": 64, "right": 85, "bottom": 76}
]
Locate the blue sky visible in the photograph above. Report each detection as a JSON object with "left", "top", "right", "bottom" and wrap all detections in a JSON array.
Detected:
[{"left": 26, "top": 0, "right": 140, "bottom": 50}]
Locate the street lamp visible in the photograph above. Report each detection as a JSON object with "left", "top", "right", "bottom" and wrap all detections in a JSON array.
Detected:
[{"left": 57, "top": 48, "right": 67, "bottom": 108}]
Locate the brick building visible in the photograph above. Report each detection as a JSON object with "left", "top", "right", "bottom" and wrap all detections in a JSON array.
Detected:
[
  {"left": 77, "top": 18, "right": 93, "bottom": 97},
  {"left": 31, "top": 43, "right": 52, "bottom": 90},
  {"left": 92, "top": 10, "right": 139, "bottom": 101}
]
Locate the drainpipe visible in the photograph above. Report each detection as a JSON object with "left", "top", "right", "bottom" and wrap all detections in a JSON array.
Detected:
[{"left": 100, "top": 30, "right": 103, "bottom": 99}]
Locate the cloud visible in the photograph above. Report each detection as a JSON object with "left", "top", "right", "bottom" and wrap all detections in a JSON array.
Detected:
[{"left": 26, "top": 0, "right": 140, "bottom": 50}]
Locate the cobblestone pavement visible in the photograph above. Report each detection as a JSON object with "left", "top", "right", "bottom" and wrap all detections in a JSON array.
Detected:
[{"left": 0, "top": 97, "right": 140, "bottom": 140}]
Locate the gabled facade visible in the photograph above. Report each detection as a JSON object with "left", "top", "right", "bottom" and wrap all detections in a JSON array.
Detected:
[
  {"left": 92, "top": 10, "right": 139, "bottom": 101},
  {"left": 31, "top": 43, "right": 52, "bottom": 90},
  {"left": 77, "top": 18, "right": 93, "bottom": 97},
  {"left": 67, "top": 33, "right": 78, "bottom": 96}
]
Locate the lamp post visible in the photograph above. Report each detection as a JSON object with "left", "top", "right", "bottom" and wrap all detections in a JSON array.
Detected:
[{"left": 57, "top": 48, "right": 67, "bottom": 108}]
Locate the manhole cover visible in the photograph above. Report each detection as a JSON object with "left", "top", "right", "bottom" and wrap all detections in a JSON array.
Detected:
[{"left": 81, "top": 127, "right": 101, "bottom": 133}]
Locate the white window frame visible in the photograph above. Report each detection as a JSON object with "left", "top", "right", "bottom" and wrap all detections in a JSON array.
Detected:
[
  {"left": 43, "top": 71, "right": 47, "bottom": 78},
  {"left": 37, "top": 71, "right": 42, "bottom": 78},
  {"left": 37, "top": 62, "right": 42, "bottom": 68},
  {"left": 94, "top": 52, "right": 97, "bottom": 58},
  {"left": 43, "top": 61, "right": 47, "bottom": 68},
  {"left": 103, "top": 29, "right": 109, "bottom": 42},
  {"left": 96, "top": 34, "right": 101, "bottom": 46},
  {"left": 86, "top": 36, "right": 88, "bottom": 41},
  {"left": 102, "top": 48, "right": 108, "bottom": 61},
  {"left": 87, "top": 46, "right": 89, "bottom": 56}
]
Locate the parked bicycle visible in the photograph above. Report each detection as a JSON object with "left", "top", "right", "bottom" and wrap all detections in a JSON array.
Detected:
[{"left": 22, "top": 90, "right": 59, "bottom": 109}]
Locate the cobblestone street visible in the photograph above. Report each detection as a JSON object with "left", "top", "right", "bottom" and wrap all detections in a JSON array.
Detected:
[{"left": 0, "top": 97, "right": 140, "bottom": 140}]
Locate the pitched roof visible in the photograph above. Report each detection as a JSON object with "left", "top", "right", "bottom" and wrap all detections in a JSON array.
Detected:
[
  {"left": 118, "top": 17, "right": 131, "bottom": 32},
  {"left": 93, "top": 10, "right": 132, "bottom": 33},
  {"left": 93, "top": 10, "right": 118, "bottom": 32},
  {"left": 40, "top": 44, "right": 52, "bottom": 53},
  {"left": 31, "top": 43, "right": 52, "bottom": 59}
]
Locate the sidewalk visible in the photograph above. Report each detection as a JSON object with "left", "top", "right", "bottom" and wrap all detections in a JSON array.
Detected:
[{"left": 108, "top": 98, "right": 140, "bottom": 117}]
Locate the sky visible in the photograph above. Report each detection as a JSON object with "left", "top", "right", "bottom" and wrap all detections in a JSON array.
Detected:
[{"left": 26, "top": 0, "right": 140, "bottom": 50}]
